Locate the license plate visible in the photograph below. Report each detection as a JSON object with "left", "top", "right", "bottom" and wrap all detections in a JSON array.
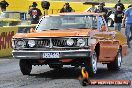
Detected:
[{"left": 43, "top": 52, "right": 60, "bottom": 58}]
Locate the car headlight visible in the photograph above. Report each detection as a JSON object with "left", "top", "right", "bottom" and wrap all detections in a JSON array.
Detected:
[
  {"left": 16, "top": 40, "right": 26, "bottom": 48},
  {"left": 67, "top": 38, "right": 74, "bottom": 46},
  {"left": 88, "top": 38, "right": 96, "bottom": 46},
  {"left": 77, "top": 39, "right": 86, "bottom": 47},
  {"left": 28, "top": 40, "right": 35, "bottom": 47}
]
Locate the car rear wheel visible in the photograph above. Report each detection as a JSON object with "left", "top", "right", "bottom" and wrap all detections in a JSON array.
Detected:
[
  {"left": 107, "top": 49, "right": 122, "bottom": 70},
  {"left": 19, "top": 59, "right": 32, "bottom": 75},
  {"left": 84, "top": 52, "right": 97, "bottom": 76}
]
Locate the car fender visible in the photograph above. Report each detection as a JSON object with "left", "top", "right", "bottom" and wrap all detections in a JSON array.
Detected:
[{"left": 97, "top": 40, "right": 119, "bottom": 62}]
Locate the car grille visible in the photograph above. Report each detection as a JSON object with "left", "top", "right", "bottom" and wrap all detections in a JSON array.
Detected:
[
  {"left": 14, "top": 37, "right": 88, "bottom": 49},
  {"left": 35, "top": 38, "right": 78, "bottom": 48},
  {"left": 36, "top": 39, "right": 50, "bottom": 47}
]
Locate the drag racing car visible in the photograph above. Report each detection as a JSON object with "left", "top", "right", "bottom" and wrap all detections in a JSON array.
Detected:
[
  {"left": 0, "top": 11, "right": 27, "bottom": 20},
  {"left": 12, "top": 12, "right": 128, "bottom": 76},
  {"left": 0, "top": 11, "right": 31, "bottom": 26}
]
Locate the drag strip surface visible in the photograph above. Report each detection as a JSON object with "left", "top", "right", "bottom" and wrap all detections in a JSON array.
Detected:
[{"left": 0, "top": 48, "right": 132, "bottom": 88}]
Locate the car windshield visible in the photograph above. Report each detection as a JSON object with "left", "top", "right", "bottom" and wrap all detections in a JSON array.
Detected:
[{"left": 36, "top": 15, "right": 98, "bottom": 31}]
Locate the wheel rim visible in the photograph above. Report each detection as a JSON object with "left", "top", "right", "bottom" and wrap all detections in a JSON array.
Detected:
[
  {"left": 92, "top": 53, "right": 97, "bottom": 73},
  {"left": 118, "top": 52, "right": 122, "bottom": 67}
]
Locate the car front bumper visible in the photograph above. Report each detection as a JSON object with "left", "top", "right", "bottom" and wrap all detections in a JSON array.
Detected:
[{"left": 12, "top": 49, "right": 91, "bottom": 59}]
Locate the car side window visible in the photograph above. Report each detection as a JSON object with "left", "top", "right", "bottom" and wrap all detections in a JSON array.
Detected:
[
  {"left": 85, "top": 16, "right": 97, "bottom": 29},
  {"left": 97, "top": 16, "right": 105, "bottom": 30},
  {"left": 92, "top": 16, "right": 97, "bottom": 29}
]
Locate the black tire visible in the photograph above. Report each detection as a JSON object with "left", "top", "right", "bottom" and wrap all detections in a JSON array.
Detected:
[
  {"left": 108, "top": 18, "right": 114, "bottom": 27},
  {"left": 107, "top": 49, "right": 122, "bottom": 70},
  {"left": 19, "top": 59, "right": 32, "bottom": 75},
  {"left": 85, "top": 52, "right": 97, "bottom": 76}
]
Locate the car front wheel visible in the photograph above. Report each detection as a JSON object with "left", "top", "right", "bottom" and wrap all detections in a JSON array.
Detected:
[
  {"left": 19, "top": 59, "right": 32, "bottom": 75},
  {"left": 85, "top": 51, "right": 97, "bottom": 76}
]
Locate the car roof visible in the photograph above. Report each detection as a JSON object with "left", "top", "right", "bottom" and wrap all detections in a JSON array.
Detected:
[{"left": 47, "top": 12, "right": 102, "bottom": 17}]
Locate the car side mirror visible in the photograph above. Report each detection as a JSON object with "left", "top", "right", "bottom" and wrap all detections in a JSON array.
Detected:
[
  {"left": 30, "top": 28, "right": 36, "bottom": 33},
  {"left": 100, "top": 24, "right": 107, "bottom": 32}
]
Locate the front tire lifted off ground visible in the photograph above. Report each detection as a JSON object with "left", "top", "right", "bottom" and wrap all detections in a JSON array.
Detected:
[
  {"left": 84, "top": 51, "right": 97, "bottom": 76},
  {"left": 19, "top": 59, "right": 32, "bottom": 75}
]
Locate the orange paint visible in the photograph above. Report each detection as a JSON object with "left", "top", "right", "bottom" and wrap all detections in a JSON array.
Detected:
[
  {"left": 60, "top": 59, "right": 73, "bottom": 63},
  {"left": 13, "top": 29, "right": 92, "bottom": 38}
]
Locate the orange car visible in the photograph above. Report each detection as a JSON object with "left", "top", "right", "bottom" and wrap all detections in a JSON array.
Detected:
[{"left": 12, "top": 12, "right": 128, "bottom": 76}]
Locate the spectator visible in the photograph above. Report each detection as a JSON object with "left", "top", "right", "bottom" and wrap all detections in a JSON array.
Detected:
[
  {"left": 41, "top": 0, "right": 50, "bottom": 15},
  {"left": 122, "top": 4, "right": 132, "bottom": 48},
  {"left": 28, "top": 2, "right": 42, "bottom": 24},
  {"left": 60, "top": 3, "right": 73, "bottom": 13},
  {"left": 114, "top": 0, "right": 125, "bottom": 11},
  {"left": 95, "top": 3, "right": 109, "bottom": 23},
  {"left": 114, "top": 6, "right": 124, "bottom": 31},
  {"left": 87, "top": 4, "right": 97, "bottom": 12},
  {"left": 0, "top": 0, "right": 9, "bottom": 12}
]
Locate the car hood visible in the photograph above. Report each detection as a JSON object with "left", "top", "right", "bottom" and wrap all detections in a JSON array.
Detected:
[{"left": 13, "top": 28, "right": 98, "bottom": 38}]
